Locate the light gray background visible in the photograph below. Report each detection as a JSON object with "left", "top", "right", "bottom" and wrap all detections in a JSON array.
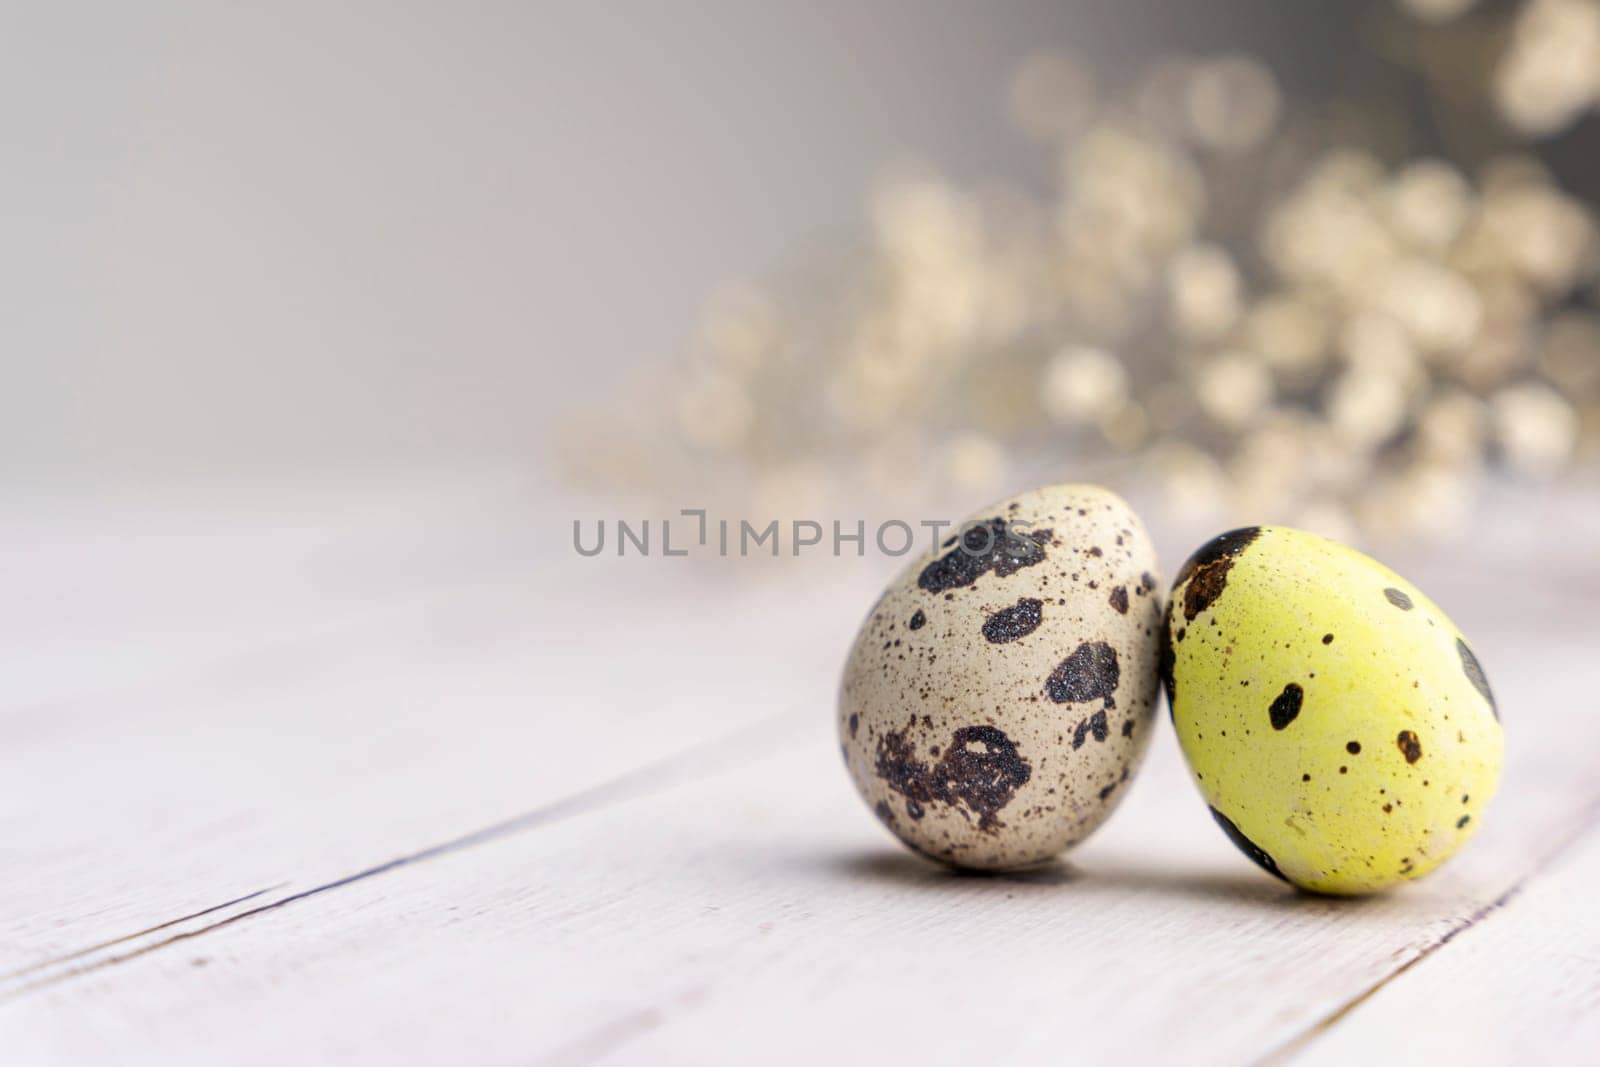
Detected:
[{"left": 0, "top": 2, "right": 1325, "bottom": 479}]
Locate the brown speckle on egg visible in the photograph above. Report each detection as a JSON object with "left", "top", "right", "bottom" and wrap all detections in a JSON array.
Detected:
[
  {"left": 916, "top": 518, "right": 1052, "bottom": 594},
  {"left": 1397, "top": 730, "right": 1423, "bottom": 764},
  {"left": 874, "top": 721, "right": 1031, "bottom": 833},
  {"left": 981, "top": 597, "right": 1044, "bottom": 643},
  {"left": 1174, "top": 527, "right": 1261, "bottom": 622},
  {"left": 1046, "top": 642, "right": 1120, "bottom": 709},
  {"left": 1268, "top": 683, "right": 1303, "bottom": 730}
]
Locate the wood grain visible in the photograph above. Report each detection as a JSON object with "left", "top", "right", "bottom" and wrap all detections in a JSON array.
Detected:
[
  {"left": 1, "top": 480, "right": 1596, "bottom": 1063},
  {"left": 1290, "top": 817, "right": 1600, "bottom": 1066}
]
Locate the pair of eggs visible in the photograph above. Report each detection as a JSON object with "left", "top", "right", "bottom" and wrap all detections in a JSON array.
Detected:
[{"left": 838, "top": 484, "right": 1503, "bottom": 895}]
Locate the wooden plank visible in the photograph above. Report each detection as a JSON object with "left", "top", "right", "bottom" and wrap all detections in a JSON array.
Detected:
[
  {"left": 2, "top": 478, "right": 1595, "bottom": 1062},
  {"left": 1, "top": 585, "right": 1592, "bottom": 1064},
  {"left": 1286, "top": 817, "right": 1600, "bottom": 1066},
  {"left": 0, "top": 475, "right": 532, "bottom": 712},
  {"left": 0, "top": 489, "right": 871, "bottom": 980}
]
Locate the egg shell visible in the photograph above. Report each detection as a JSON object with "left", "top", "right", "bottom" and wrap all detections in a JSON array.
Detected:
[
  {"left": 838, "top": 484, "right": 1164, "bottom": 870},
  {"left": 1163, "top": 526, "right": 1503, "bottom": 895}
]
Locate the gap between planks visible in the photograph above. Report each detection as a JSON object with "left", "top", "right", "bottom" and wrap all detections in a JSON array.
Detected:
[
  {"left": 0, "top": 884, "right": 287, "bottom": 983},
  {"left": 0, "top": 708, "right": 810, "bottom": 1003}
]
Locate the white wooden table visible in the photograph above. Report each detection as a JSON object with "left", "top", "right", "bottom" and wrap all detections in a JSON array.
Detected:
[{"left": 3, "top": 474, "right": 1597, "bottom": 1065}]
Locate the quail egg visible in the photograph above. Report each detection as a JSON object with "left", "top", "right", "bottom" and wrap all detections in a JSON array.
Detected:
[
  {"left": 839, "top": 484, "right": 1164, "bottom": 869},
  {"left": 1163, "top": 526, "right": 1503, "bottom": 894}
]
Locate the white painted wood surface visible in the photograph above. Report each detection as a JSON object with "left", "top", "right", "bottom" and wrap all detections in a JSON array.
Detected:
[{"left": 1, "top": 476, "right": 1596, "bottom": 1065}]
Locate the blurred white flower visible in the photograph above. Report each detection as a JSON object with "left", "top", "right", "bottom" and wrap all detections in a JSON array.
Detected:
[
  {"left": 1494, "top": 0, "right": 1600, "bottom": 137},
  {"left": 1196, "top": 352, "right": 1274, "bottom": 428},
  {"left": 1493, "top": 381, "right": 1580, "bottom": 473},
  {"left": 1385, "top": 160, "right": 1472, "bottom": 251},
  {"left": 1043, "top": 345, "right": 1129, "bottom": 424},
  {"left": 1371, "top": 258, "right": 1482, "bottom": 352},
  {"left": 1263, "top": 153, "right": 1396, "bottom": 296},
  {"left": 1168, "top": 244, "right": 1242, "bottom": 341},
  {"left": 1329, "top": 370, "right": 1409, "bottom": 446},
  {"left": 1477, "top": 181, "right": 1596, "bottom": 294},
  {"left": 1184, "top": 56, "right": 1281, "bottom": 152},
  {"left": 1245, "top": 294, "right": 1332, "bottom": 375},
  {"left": 607, "top": 32, "right": 1600, "bottom": 549},
  {"left": 1059, "top": 125, "right": 1205, "bottom": 273},
  {"left": 872, "top": 173, "right": 982, "bottom": 265},
  {"left": 1340, "top": 312, "right": 1420, "bottom": 382}
]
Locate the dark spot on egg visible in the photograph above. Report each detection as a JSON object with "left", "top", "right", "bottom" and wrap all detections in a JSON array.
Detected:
[
  {"left": 1456, "top": 814, "right": 1471, "bottom": 829},
  {"left": 981, "top": 597, "right": 1044, "bottom": 643},
  {"left": 908, "top": 609, "right": 926, "bottom": 631},
  {"left": 1346, "top": 740, "right": 1361, "bottom": 754},
  {"left": 1174, "top": 527, "right": 1261, "bottom": 622},
  {"left": 1322, "top": 633, "right": 1334, "bottom": 644},
  {"left": 1159, "top": 610, "right": 1178, "bottom": 720},
  {"left": 917, "top": 518, "right": 1053, "bottom": 594},
  {"left": 1383, "top": 587, "right": 1414, "bottom": 610},
  {"left": 1109, "top": 586, "right": 1129, "bottom": 614},
  {"left": 1138, "top": 572, "right": 1156, "bottom": 594},
  {"left": 1456, "top": 638, "right": 1497, "bottom": 720},
  {"left": 1269, "top": 683, "right": 1304, "bottom": 731},
  {"left": 1209, "top": 806, "right": 1288, "bottom": 882},
  {"left": 873, "top": 720, "right": 1031, "bottom": 833},
  {"left": 848, "top": 713, "right": 859, "bottom": 738},
  {"left": 873, "top": 800, "right": 896, "bottom": 827},
  {"left": 1046, "top": 642, "right": 1120, "bottom": 709},
  {"left": 1397, "top": 730, "right": 1423, "bottom": 764},
  {"left": 1071, "top": 710, "right": 1111, "bottom": 749}
]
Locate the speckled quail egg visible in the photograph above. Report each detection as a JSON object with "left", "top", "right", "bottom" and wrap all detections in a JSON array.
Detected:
[
  {"left": 839, "top": 484, "right": 1164, "bottom": 870},
  {"left": 1163, "top": 526, "right": 1503, "bottom": 895}
]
